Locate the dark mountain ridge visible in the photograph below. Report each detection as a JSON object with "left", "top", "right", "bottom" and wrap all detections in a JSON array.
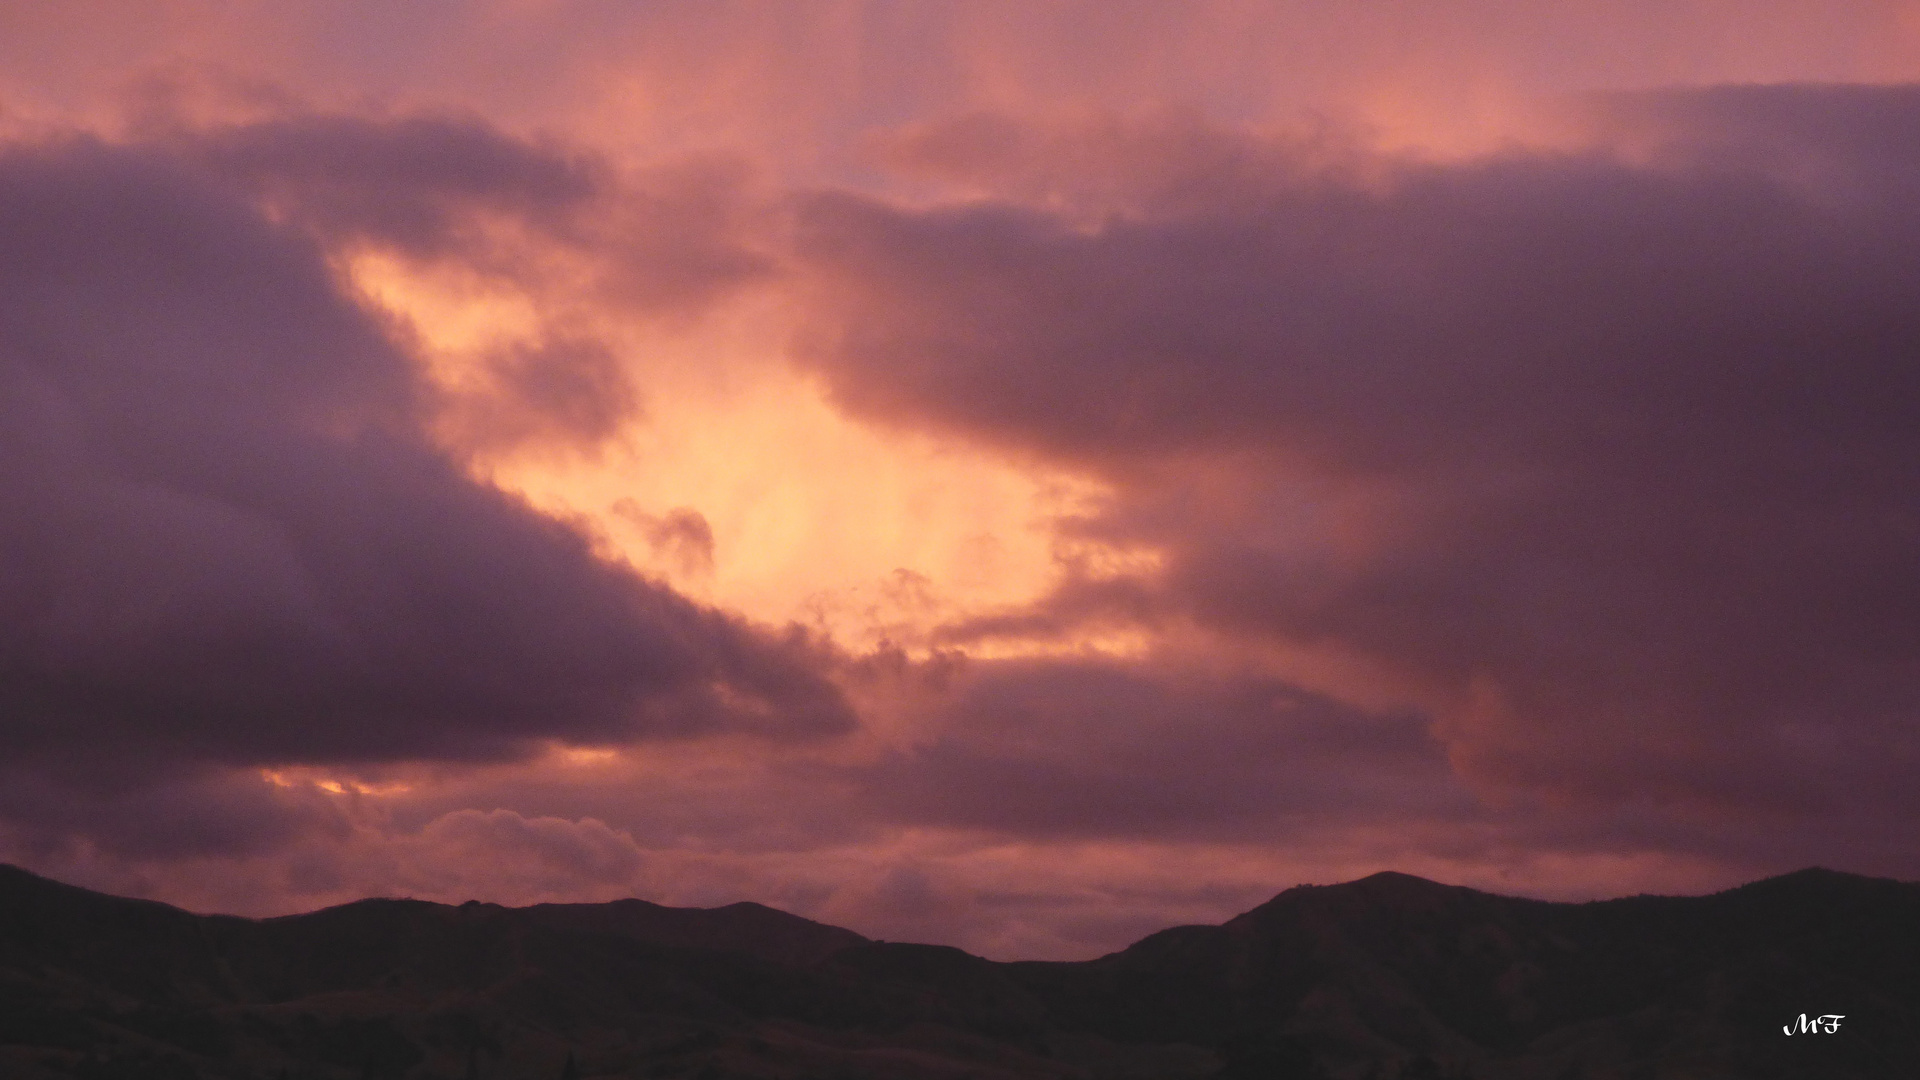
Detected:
[{"left": 2, "top": 864, "right": 1914, "bottom": 1078}]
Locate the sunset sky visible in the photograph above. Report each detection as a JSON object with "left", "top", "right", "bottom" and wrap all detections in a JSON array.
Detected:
[{"left": 4, "top": 0, "right": 1920, "bottom": 961}]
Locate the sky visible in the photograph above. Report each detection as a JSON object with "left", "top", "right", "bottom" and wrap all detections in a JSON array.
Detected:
[{"left": 3, "top": 0, "right": 1920, "bottom": 961}]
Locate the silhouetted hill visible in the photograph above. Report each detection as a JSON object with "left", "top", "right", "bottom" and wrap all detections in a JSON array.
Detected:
[
  {"left": 2, "top": 863, "right": 1914, "bottom": 1079},
  {"left": 522, "top": 898, "right": 868, "bottom": 967}
]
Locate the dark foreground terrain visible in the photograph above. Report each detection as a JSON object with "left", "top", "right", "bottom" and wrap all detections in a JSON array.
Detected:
[{"left": 1, "top": 864, "right": 1914, "bottom": 1079}]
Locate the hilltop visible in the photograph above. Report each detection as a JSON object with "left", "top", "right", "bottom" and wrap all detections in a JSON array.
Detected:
[{"left": 2, "top": 864, "right": 1915, "bottom": 1078}]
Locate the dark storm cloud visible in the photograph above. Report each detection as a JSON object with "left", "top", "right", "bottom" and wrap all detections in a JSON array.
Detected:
[
  {"left": 840, "top": 658, "right": 1467, "bottom": 840},
  {"left": 793, "top": 87, "right": 1920, "bottom": 818},
  {"left": 0, "top": 133, "right": 851, "bottom": 772},
  {"left": 170, "top": 111, "right": 774, "bottom": 453},
  {"left": 0, "top": 763, "right": 341, "bottom": 862}
]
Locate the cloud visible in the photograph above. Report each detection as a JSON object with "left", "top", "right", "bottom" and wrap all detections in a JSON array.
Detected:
[
  {"left": 446, "top": 335, "right": 640, "bottom": 452},
  {"left": 792, "top": 89, "right": 1920, "bottom": 825},
  {"left": 180, "top": 111, "right": 599, "bottom": 253},
  {"left": 835, "top": 657, "right": 1468, "bottom": 841},
  {"left": 8, "top": 46, "right": 1920, "bottom": 957},
  {"left": 159, "top": 109, "right": 778, "bottom": 457},
  {"left": 0, "top": 764, "right": 343, "bottom": 864},
  {"left": 177, "top": 110, "right": 772, "bottom": 306},
  {"left": 408, "top": 808, "right": 648, "bottom": 893},
  {"left": 613, "top": 502, "right": 717, "bottom": 578},
  {"left": 0, "top": 129, "right": 851, "bottom": 779}
]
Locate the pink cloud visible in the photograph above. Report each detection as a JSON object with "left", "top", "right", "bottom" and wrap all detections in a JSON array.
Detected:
[{"left": 792, "top": 92, "right": 1920, "bottom": 849}]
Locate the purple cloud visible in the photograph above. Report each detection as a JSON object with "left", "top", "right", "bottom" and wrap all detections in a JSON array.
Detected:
[
  {"left": 794, "top": 88, "right": 1920, "bottom": 831},
  {"left": 0, "top": 131, "right": 850, "bottom": 779}
]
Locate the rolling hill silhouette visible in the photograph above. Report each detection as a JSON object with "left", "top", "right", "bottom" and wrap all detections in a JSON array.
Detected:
[{"left": 1, "top": 863, "right": 1914, "bottom": 1078}]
